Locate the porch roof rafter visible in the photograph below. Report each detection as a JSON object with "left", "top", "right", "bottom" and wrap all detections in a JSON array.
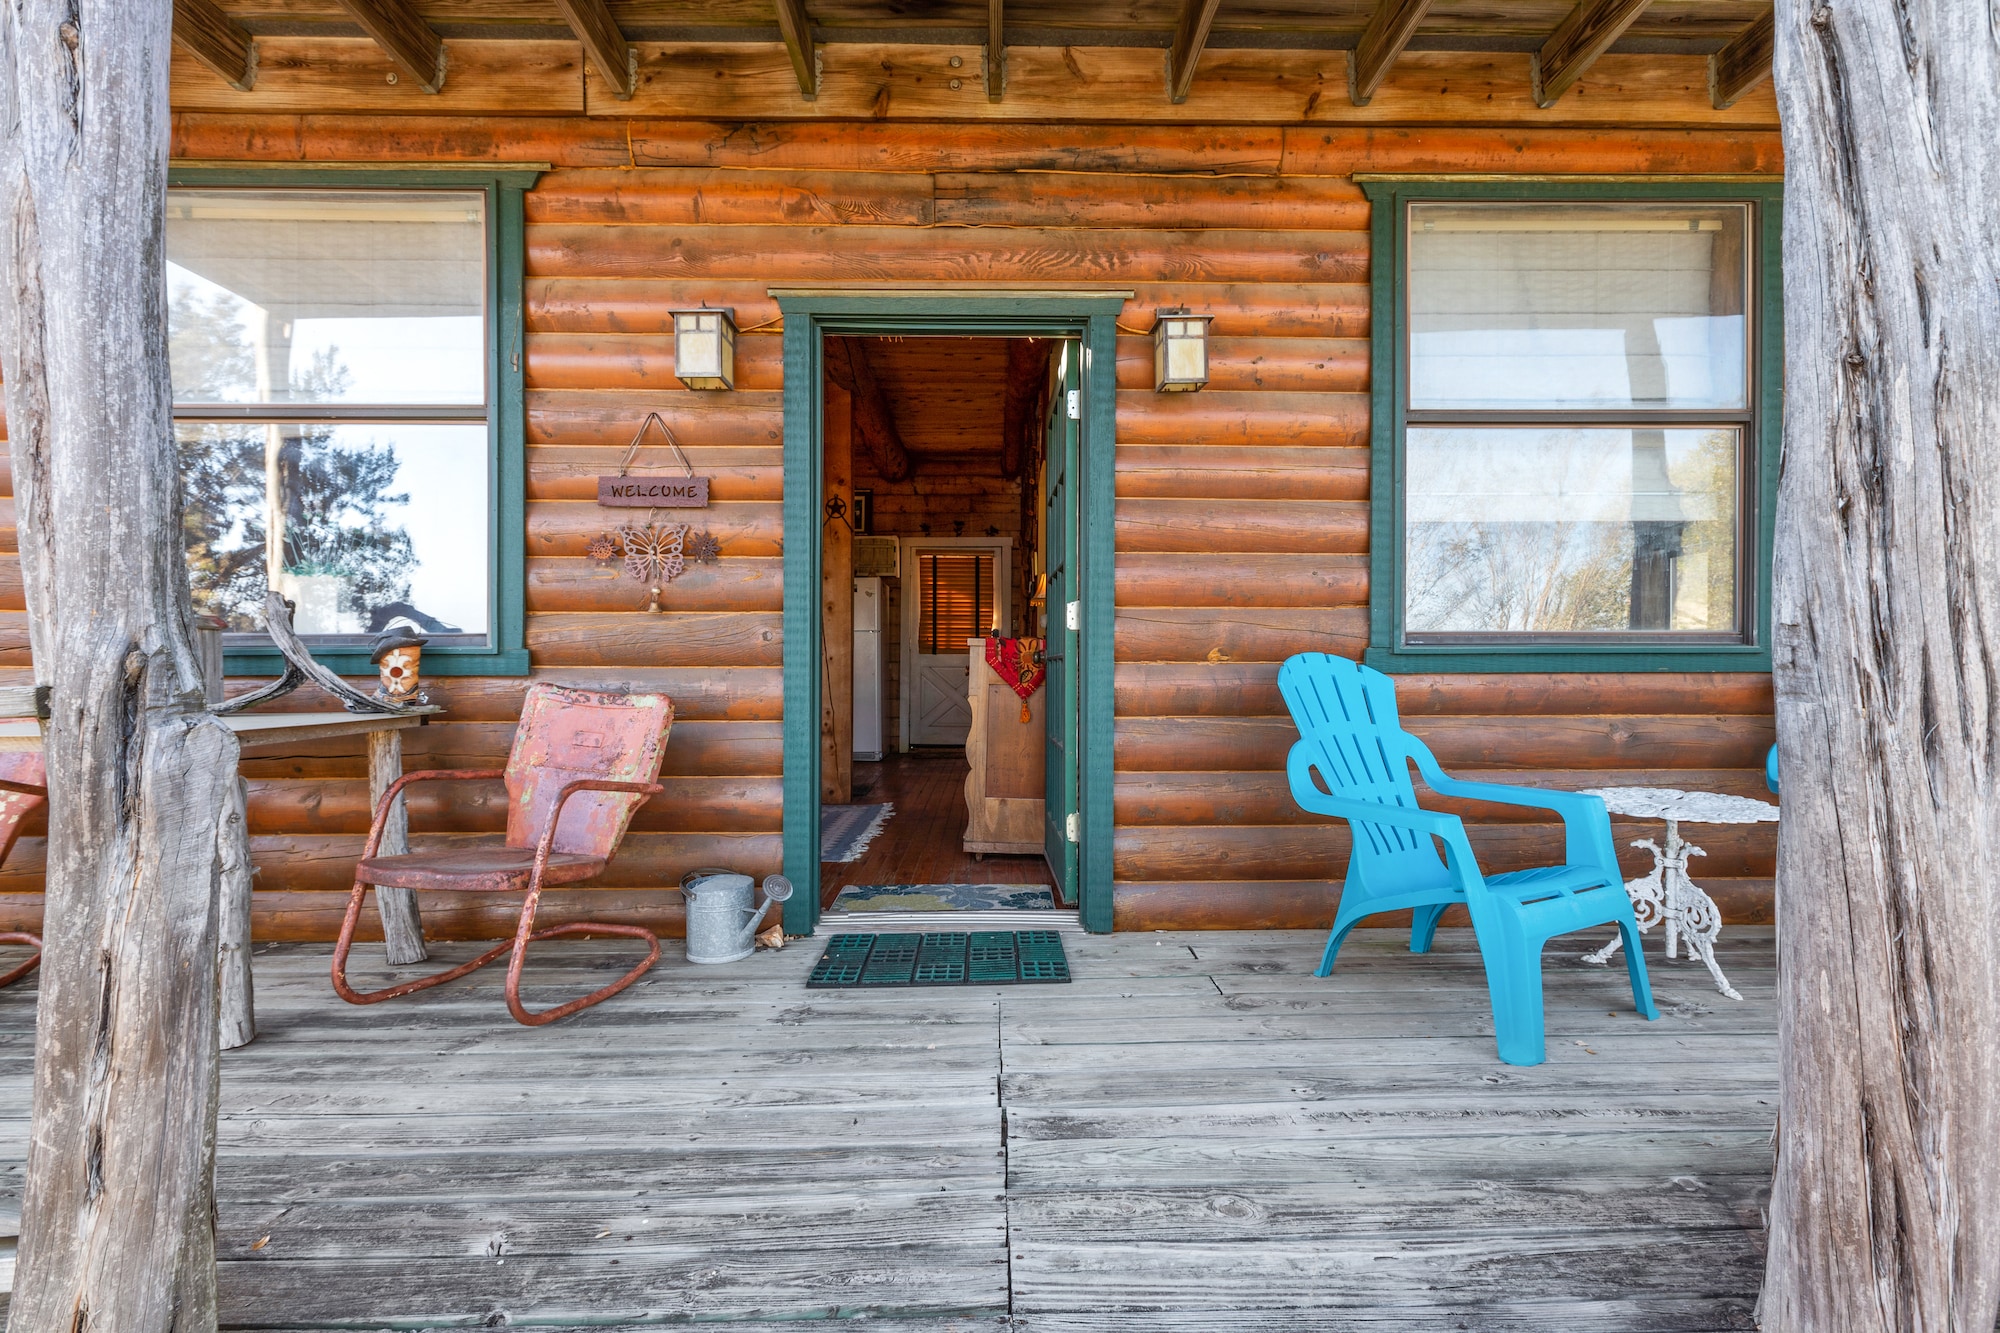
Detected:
[{"left": 333, "top": 0, "right": 447, "bottom": 93}]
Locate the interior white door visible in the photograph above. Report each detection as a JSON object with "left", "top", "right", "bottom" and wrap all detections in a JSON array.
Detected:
[{"left": 902, "top": 544, "right": 1007, "bottom": 748}]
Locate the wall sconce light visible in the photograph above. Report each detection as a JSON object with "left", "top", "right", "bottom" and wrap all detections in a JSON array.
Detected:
[
  {"left": 1152, "top": 308, "right": 1212, "bottom": 392},
  {"left": 672, "top": 308, "right": 737, "bottom": 390}
]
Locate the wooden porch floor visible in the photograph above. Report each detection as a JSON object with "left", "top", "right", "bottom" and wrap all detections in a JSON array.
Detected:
[{"left": 0, "top": 927, "right": 1776, "bottom": 1329}]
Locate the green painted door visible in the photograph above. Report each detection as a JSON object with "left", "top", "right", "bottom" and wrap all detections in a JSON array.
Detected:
[{"left": 1043, "top": 341, "right": 1082, "bottom": 902}]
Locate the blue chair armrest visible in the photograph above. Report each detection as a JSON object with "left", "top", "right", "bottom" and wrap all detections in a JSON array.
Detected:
[{"left": 1403, "top": 738, "right": 1620, "bottom": 875}]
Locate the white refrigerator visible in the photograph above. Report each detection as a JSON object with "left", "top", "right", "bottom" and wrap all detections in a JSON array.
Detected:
[{"left": 852, "top": 577, "right": 885, "bottom": 761}]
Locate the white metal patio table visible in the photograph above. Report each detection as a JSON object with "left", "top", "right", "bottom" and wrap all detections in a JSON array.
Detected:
[{"left": 1577, "top": 785, "right": 1779, "bottom": 1002}]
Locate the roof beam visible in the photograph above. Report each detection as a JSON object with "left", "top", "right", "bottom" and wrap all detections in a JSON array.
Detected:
[
  {"left": 1709, "top": 10, "right": 1773, "bottom": 109},
  {"left": 334, "top": 0, "right": 446, "bottom": 94},
  {"left": 1530, "top": 0, "right": 1652, "bottom": 107},
  {"left": 775, "top": 0, "right": 819, "bottom": 99},
  {"left": 1347, "top": 0, "right": 1435, "bottom": 105},
  {"left": 173, "top": 0, "right": 257, "bottom": 91},
  {"left": 986, "top": 0, "right": 1004, "bottom": 101},
  {"left": 1166, "top": 0, "right": 1225, "bottom": 103},
  {"left": 552, "top": 0, "right": 634, "bottom": 99}
]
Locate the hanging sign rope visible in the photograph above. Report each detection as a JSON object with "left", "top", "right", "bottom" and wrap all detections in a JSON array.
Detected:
[{"left": 598, "top": 412, "right": 710, "bottom": 508}]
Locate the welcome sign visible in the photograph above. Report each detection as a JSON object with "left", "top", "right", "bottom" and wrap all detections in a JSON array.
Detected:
[{"left": 597, "top": 475, "right": 711, "bottom": 507}]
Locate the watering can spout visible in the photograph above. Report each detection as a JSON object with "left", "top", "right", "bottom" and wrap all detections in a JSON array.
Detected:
[{"left": 748, "top": 875, "right": 794, "bottom": 935}]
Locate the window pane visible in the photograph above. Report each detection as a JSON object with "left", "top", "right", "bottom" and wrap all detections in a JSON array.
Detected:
[
  {"left": 167, "top": 189, "right": 486, "bottom": 406},
  {"left": 1408, "top": 203, "right": 1748, "bottom": 411},
  {"left": 919, "top": 553, "right": 995, "bottom": 654},
  {"left": 1404, "top": 427, "right": 1739, "bottom": 636},
  {"left": 179, "top": 421, "right": 490, "bottom": 641}
]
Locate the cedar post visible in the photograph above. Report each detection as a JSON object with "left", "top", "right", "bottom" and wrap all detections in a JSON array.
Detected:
[
  {"left": 217, "top": 777, "right": 257, "bottom": 1050},
  {"left": 368, "top": 728, "right": 428, "bottom": 963},
  {"left": 0, "top": 2, "right": 241, "bottom": 1326},
  {"left": 822, "top": 381, "right": 855, "bottom": 803},
  {"left": 1761, "top": 1, "right": 2000, "bottom": 1327}
]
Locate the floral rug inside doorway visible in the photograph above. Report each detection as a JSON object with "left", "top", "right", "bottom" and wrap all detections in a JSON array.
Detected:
[{"left": 830, "top": 884, "right": 1057, "bottom": 912}]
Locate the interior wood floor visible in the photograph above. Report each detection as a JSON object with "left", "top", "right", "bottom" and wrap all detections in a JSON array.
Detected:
[
  {"left": 0, "top": 926, "right": 1776, "bottom": 1329},
  {"left": 823, "top": 749, "right": 1056, "bottom": 906}
]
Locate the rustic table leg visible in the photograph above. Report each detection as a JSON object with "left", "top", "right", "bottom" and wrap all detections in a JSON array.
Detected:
[
  {"left": 217, "top": 776, "right": 256, "bottom": 1050},
  {"left": 368, "top": 728, "right": 428, "bottom": 965}
]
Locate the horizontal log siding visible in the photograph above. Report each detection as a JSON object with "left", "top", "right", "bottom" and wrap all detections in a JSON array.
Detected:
[{"left": 0, "top": 90, "right": 1786, "bottom": 937}]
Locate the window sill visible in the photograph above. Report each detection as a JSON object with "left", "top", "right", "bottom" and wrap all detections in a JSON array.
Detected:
[
  {"left": 222, "top": 647, "right": 530, "bottom": 678},
  {"left": 1365, "top": 643, "right": 1770, "bottom": 674}
]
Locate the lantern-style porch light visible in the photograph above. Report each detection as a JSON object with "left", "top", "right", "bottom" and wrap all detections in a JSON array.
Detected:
[
  {"left": 672, "top": 308, "right": 737, "bottom": 390},
  {"left": 1152, "top": 308, "right": 1212, "bottom": 392}
]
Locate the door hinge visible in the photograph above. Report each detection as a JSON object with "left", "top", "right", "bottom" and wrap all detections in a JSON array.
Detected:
[
  {"left": 1065, "top": 600, "right": 1080, "bottom": 631},
  {"left": 1066, "top": 389, "right": 1080, "bottom": 420},
  {"left": 1066, "top": 812, "right": 1081, "bottom": 843}
]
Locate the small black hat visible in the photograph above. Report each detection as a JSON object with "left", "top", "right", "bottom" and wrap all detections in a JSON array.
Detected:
[{"left": 368, "top": 625, "right": 429, "bottom": 665}]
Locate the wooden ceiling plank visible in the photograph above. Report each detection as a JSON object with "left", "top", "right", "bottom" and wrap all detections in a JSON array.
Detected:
[
  {"left": 334, "top": 0, "right": 446, "bottom": 94},
  {"left": 775, "top": 0, "right": 819, "bottom": 100},
  {"left": 552, "top": 0, "right": 634, "bottom": 100},
  {"left": 1709, "top": 10, "right": 1774, "bottom": 110},
  {"left": 986, "top": 0, "right": 1005, "bottom": 102},
  {"left": 173, "top": 0, "right": 256, "bottom": 92},
  {"left": 1348, "top": 0, "right": 1436, "bottom": 106},
  {"left": 1530, "top": 0, "right": 1653, "bottom": 108},
  {"left": 1166, "top": 0, "right": 1227, "bottom": 104}
]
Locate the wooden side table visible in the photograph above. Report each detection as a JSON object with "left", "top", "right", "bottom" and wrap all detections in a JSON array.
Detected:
[{"left": 0, "top": 709, "right": 438, "bottom": 1047}]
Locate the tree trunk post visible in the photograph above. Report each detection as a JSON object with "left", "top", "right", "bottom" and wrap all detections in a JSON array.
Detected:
[
  {"left": 0, "top": 4, "right": 243, "bottom": 1328},
  {"left": 1762, "top": 0, "right": 2000, "bottom": 1327},
  {"left": 368, "top": 727, "right": 428, "bottom": 964},
  {"left": 218, "top": 776, "right": 256, "bottom": 1050}
]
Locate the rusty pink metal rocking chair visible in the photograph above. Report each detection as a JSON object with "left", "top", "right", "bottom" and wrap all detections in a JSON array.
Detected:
[
  {"left": 0, "top": 753, "right": 45, "bottom": 987},
  {"left": 333, "top": 683, "right": 672, "bottom": 1025}
]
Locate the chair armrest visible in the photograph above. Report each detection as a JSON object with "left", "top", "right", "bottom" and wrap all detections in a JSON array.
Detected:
[
  {"left": 1403, "top": 739, "right": 1617, "bottom": 873},
  {"left": 528, "top": 779, "right": 667, "bottom": 877},
  {"left": 364, "top": 769, "right": 507, "bottom": 860}
]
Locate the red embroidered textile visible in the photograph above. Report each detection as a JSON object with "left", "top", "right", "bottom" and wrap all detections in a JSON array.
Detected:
[{"left": 986, "top": 637, "right": 1045, "bottom": 722}]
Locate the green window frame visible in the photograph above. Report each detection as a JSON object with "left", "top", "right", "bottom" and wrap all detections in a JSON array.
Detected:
[
  {"left": 1361, "top": 176, "right": 1784, "bottom": 674},
  {"left": 166, "top": 164, "right": 540, "bottom": 677}
]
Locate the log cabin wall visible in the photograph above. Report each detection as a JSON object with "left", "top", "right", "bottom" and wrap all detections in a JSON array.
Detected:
[{"left": 0, "top": 37, "right": 1782, "bottom": 938}]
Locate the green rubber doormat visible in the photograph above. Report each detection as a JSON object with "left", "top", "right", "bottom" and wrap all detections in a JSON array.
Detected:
[{"left": 808, "top": 931, "right": 1071, "bottom": 988}]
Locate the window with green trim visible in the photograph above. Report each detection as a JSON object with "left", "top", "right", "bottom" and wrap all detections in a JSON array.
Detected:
[
  {"left": 1363, "top": 180, "right": 1782, "bottom": 674},
  {"left": 165, "top": 171, "right": 532, "bottom": 676}
]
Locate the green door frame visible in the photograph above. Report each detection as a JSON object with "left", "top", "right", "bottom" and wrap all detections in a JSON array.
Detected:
[{"left": 773, "top": 292, "right": 1126, "bottom": 936}]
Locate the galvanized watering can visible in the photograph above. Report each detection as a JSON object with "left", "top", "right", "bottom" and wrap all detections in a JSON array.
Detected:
[{"left": 681, "top": 872, "right": 793, "bottom": 964}]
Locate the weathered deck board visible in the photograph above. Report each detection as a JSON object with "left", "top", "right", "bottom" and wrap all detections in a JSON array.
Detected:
[{"left": 0, "top": 927, "right": 1776, "bottom": 1327}]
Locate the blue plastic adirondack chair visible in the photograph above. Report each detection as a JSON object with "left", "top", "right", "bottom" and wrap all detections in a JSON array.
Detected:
[{"left": 1278, "top": 653, "right": 1658, "bottom": 1065}]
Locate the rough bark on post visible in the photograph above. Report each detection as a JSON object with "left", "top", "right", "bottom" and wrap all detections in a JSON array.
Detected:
[
  {"left": 218, "top": 777, "right": 256, "bottom": 1050},
  {"left": 1762, "top": 0, "right": 2000, "bottom": 1327},
  {"left": 0, "top": 3, "right": 241, "bottom": 1328},
  {"left": 368, "top": 727, "right": 428, "bottom": 964}
]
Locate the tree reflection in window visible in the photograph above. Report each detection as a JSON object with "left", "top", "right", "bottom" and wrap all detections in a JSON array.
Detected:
[{"left": 176, "top": 284, "right": 429, "bottom": 637}]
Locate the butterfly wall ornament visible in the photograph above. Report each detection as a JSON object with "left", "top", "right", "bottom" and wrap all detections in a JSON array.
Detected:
[{"left": 617, "top": 523, "right": 688, "bottom": 612}]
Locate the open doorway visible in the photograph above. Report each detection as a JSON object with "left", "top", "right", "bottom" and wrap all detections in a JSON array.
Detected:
[{"left": 817, "top": 334, "right": 1074, "bottom": 919}]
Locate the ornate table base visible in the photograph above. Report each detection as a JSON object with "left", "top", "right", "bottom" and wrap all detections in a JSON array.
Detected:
[{"left": 1581, "top": 817, "right": 1741, "bottom": 1001}]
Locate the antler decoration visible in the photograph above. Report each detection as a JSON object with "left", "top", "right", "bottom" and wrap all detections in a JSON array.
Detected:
[{"left": 214, "top": 593, "right": 435, "bottom": 716}]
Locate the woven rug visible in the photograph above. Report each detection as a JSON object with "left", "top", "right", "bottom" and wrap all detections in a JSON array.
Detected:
[
  {"left": 819, "top": 803, "right": 893, "bottom": 862},
  {"left": 831, "top": 883, "right": 1057, "bottom": 913}
]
